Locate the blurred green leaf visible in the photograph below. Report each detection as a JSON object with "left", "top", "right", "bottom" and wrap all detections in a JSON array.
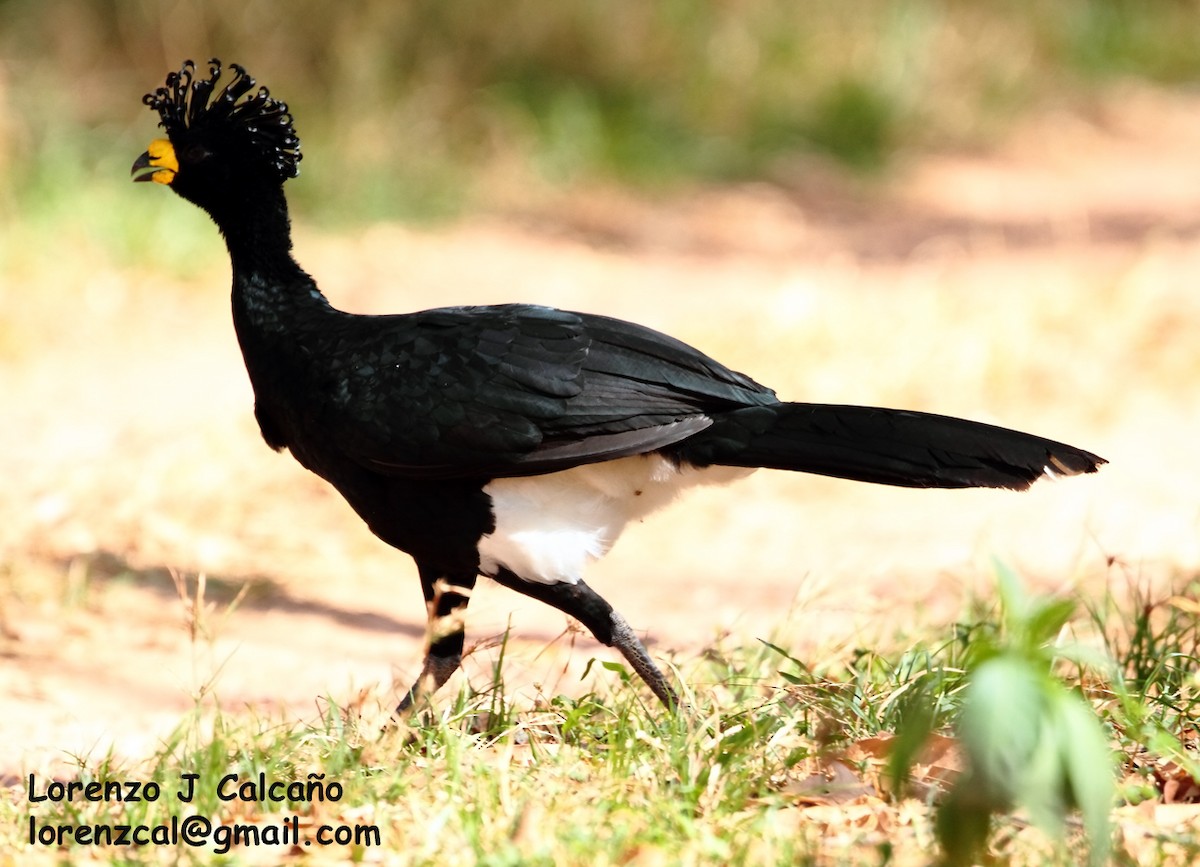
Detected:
[
  {"left": 1025, "top": 597, "right": 1079, "bottom": 648},
  {"left": 1057, "top": 692, "right": 1115, "bottom": 866},
  {"left": 936, "top": 784, "right": 994, "bottom": 867},
  {"left": 936, "top": 564, "right": 1116, "bottom": 866},
  {"left": 958, "top": 655, "right": 1047, "bottom": 810}
]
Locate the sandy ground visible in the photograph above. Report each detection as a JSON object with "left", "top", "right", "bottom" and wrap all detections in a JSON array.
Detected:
[{"left": 3, "top": 86, "right": 1199, "bottom": 776}]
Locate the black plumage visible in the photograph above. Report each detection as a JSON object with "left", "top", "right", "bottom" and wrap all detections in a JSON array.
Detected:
[{"left": 133, "top": 60, "right": 1105, "bottom": 710}]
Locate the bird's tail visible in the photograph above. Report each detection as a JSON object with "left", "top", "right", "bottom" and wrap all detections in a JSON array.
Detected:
[{"left": 677, "top": 403, "right": 1105, "bottom": 490}]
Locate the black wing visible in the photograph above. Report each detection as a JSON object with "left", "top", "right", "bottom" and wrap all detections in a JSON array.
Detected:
[{"left": 305, "top": 304, "right": 777, "bottom": 479}]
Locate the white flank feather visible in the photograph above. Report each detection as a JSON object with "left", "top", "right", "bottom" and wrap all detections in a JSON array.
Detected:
[{"left": 478, "top": 455, "right": 752, "bottom": 584}]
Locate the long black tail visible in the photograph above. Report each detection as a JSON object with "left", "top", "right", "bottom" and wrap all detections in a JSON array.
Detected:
[{"left": 678, "top": 403, "right": 1105, "bottom": 490}]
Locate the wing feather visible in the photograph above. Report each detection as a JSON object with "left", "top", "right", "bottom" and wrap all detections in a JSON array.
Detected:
[{"left": 303, "top": 304, "right": 775, "bottom": 479}]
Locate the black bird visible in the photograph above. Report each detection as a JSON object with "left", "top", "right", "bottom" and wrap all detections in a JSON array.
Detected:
[{"left": 133, "top": 60, "right": 1104, "bottom": 710}]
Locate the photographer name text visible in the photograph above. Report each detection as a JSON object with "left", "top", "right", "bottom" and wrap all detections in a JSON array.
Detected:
[{"left": 27, "top": 771, "right": 343, "bottom": 804}]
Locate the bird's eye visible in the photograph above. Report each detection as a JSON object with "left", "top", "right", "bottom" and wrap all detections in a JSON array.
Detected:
[{"left": 180, "top": 143, "right": 212, "bottom": 163}]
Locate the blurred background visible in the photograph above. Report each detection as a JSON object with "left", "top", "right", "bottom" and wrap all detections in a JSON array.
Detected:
[
  {"left": 2, "top": 0, "right": 1199, "bottom": 762},
  {"left": 4, "top": 0, "right": 1200, "bottom": 232}
]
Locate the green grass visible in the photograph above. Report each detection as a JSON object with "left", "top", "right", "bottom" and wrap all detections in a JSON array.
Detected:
[{"left": 6, "top": 565, "right": 1199, "bottom": 865}]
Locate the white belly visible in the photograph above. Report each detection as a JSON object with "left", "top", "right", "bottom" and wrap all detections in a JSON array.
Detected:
[{"left": 478, "top": 455, "right": 753, "bottom": 585}]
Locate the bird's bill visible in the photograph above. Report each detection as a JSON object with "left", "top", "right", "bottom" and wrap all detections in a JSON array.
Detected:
[{"left": 131, "top": 138, "right": 178, "bottom": 184}]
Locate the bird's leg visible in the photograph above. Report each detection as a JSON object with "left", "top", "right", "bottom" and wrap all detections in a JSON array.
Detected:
[
  {"left": 489, "top": 570, "right": 679, "bottom": 709},
  {"left": 395, "top": 567, "right": 478, "bottom": 715}
]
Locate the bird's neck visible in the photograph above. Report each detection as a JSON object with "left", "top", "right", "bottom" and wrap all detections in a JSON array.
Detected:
[{"left": 212, "top": 183, "right": 333, "bottom": 334}]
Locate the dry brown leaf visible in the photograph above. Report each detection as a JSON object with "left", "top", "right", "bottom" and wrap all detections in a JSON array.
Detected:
[
  {"left": 1162, "top": 770, "right": 1200, "bottom": 805},
  {"left": 853, "top": 733, "right": 896, "bottom": 761},
  {"left": 784, "top": 758, "right": 876, "bottom": 805},
  {"left": 1131, "top": 748, "right": 1200, "bottom": 804},
  {"left": 853, "top": 731, "right": 964, "bottom": 796},
  {"left": 795, "top": 798, "right": 892, "bottom": 835}
]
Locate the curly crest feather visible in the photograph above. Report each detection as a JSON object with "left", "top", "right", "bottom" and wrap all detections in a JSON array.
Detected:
[{"left": 142, "top": 59, "right": 301, "bottom": 181}]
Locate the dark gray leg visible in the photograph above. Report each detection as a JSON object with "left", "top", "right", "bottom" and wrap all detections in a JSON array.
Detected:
[
  {"left": 489, "top": 570, "right": 679, "bottom": 709},
  {"left": 395, "top": 566, "right": 478, "bottom": 715}
]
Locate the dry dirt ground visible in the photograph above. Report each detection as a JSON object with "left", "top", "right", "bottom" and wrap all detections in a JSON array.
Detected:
[{"left": 3, "top": 87, "right": 1199, "bottom": 776}]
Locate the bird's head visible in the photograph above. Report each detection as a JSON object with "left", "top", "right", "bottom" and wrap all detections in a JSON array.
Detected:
[{"left": 132, "top": 59, "right": 301, "bottom": 208}]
